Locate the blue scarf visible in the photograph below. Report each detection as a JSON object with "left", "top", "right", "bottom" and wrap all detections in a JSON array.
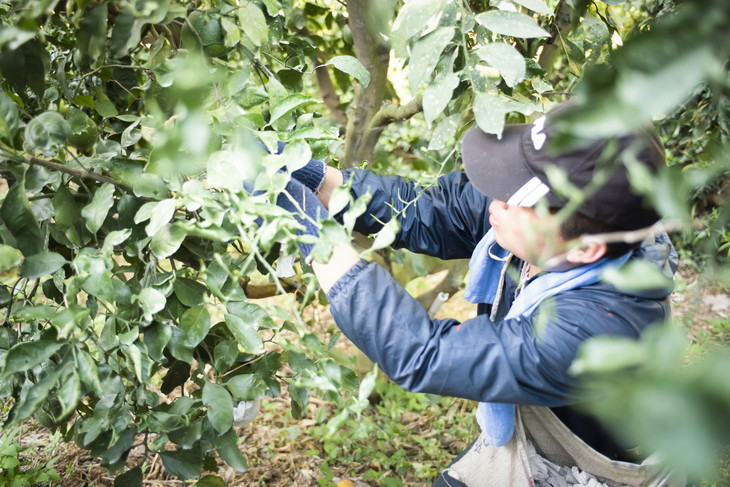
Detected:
[{"left": 465, "top": 229, "right": 632, "bottom": 445}]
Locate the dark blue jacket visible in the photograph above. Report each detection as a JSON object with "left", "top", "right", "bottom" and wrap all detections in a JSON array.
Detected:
[{"left": 327, "top": 169, "right": 677, "bottom": 407}]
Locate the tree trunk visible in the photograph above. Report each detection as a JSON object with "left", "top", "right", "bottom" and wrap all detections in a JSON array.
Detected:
[
  {"left": 342, "top": 0, "right": 391, "bottom": 168},
  {"left": 416, "top": 260, "right": 469, "bottom": 310}
]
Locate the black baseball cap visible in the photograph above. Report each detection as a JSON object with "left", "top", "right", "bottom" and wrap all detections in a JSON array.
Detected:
[{"left": 461, "top": 100, "right": 665, "bottom": 231}]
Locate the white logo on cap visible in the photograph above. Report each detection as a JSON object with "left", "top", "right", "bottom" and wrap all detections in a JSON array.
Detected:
[{"left": 531, "top": 116, "right": 546, "bottom": 150}]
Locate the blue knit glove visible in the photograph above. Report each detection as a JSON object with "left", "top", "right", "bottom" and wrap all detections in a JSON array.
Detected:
[
  {"left": 276, "top": 178, "right": 328, "bottom": 259},
  {"left": 260, "top": 140, "right": 327, "bottom": 194}
]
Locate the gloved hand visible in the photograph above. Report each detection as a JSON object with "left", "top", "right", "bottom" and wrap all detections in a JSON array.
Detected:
[
  {"left": 276, "top": 177, "right": 328, "bottom": 260},
  {"left": 260, "top": 139, "right": 327, "bottom": 194}
]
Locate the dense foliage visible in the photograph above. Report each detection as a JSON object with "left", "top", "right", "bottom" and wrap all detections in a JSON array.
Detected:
[{"left": 0, "top": 0, "right": 728, "bottom": 484}]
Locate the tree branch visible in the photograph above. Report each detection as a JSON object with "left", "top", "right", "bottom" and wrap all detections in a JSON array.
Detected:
[
  {"left": 369, "top": 95, "right": 423, "bottom": 129},
  {"left": 240, "top": 277, "right": 302, "bottom": 299},
  {"left": 25, "top": 156, "right": 133, "bottom": 193},
  {"left": 537, "top": 0, "right": 574, "bottom": 75},
  {"left": 315, "top": 65, "right": 348, "bottom": 126}
]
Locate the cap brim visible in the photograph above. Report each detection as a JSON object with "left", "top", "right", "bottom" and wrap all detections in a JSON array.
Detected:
[{"left": 462, "top": 124, "right": 538, "bottom": 203}]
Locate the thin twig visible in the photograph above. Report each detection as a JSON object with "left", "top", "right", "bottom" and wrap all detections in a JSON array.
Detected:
[
  {"left": 23, "top": 156, "right": 133, "bottom": 193},
  {"left": 581, "top": 219, "right": 702, "bottom": 246},
  {"left": 4, "top": 277, "right": 23, "bottom": 327}
]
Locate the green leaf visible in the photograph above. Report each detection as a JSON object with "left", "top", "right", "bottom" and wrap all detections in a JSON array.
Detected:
[
  {"left": 473, "top": 92, "right": 508, "bottom": 136},
  {"left": 173, "top": 278, "right": 208, "bottom": 307},
  {"left": 55, "top": 368, "right": 80, "bottom": 419},
  {"left": 81, "top": 183, "right": 115, "bottom": 234},
  {"left": 143, "top": 36, "right": 172, "bottom": 70},
  {"left": 121, "top": 119, "right": 141, "bottom": 148},
  {"left": 570, "top": 336, "right": 645, "bottom": 375},
  {"left": 82, "top": 272, "right": 116, "bottom": 303},
  {"left": 408, "top": 27, "right": 455, "bottom": 92},
  {"left": 195, "top": 475, "right": 228, "bottom": 487},
  {"left": 1, "top": 177, "right": 44, "bottom": 256},
  {"left": 145, "top": 199, "right": 177, "bottom": 237},
  {"left": 180, "top": 306, "right": 210, "bottom": 347},
  {"left": 475, "top": 11, "right": 549, "bottom": 38},
  {"left": 221, "top": 17, "right": 241, "bottom": 48},
  {"left": 476, "top": 43, "right": 526, "bottom": 88},
  {"left": 279, "top": 140, "right": 312, "bottom": 172},
  {"left": 323, "top": 55, "right": 370, "bottom": 88},
  {"left": 159, "top": 446, "right": 203, "bottom": 480},
  {"left": 133, "top": 173, "right": 170, "bottom": 200},
  {"left": 423, "top": 73, "right": 459, "bottom": 127},
  {"left": 137, "top": 287, "right": 166, "bottom": 320},
  {"left": 6, "top": 361, "right": 66, "bottom": 426},
  {"left": 358, "top": 365, "right": 378, "bottom": 404},
  {"left": 114, "top": 466, "right": 143, "bottom": 487},
  {"left": 0, "top": 39, "right": 47, "bottom": 98},
  {"left": 144, "top": 322, "right": 172, "bottom": 362},
  {"left": 428, "top": 114, "right": 459, "bottom": 151},
  {"left": 213, "top": 340, "right": 239, "bottom": 372},
  {"left": 2, "top": 340, "right": 64, "bottom": 375},
  {"left": 224, "top": 314, "right": 264, "bottom": 354},
  {"left": 76, "top": 349, "right": 102, "bottom": 392},
  {"left": 100, "top": 427, "right": 137, "bottom": 465},
  {"left": 94, "top": 87, "right": 118, "bottom": 118},
  {"left": 509, "top": 0, "right": 553, "bottom": 15},
  {"left": 0, "top": 244, "right": 22, "bottom": 272},
  {"left": 238, "top": 3, "right": 269, "bottom": 46},
  {"left": 582, "top": 14, "right": 610, "bottom": 46},
  {"left": 13, "top": 304, "right": 56, "bottom": 321},
  {"left": 367, "top": 218, "right": 400, "bottom": 254},
  {"left": 206, "top": 150, "right": 256, "bottom": 192},
  {"left": 203, "top": 382, "right": 234, "bottom": 434},
  {"left": 123, "top": 343, "right": 146, "bottom": 383},
  {"left": 150, "top": 223, "right": 188, "bottom": 259},
  {"left": 560, "top": 48, "right": 714, "bottom": 138},
  {"left": 601, "top": 260, "right": 674, "bottom": 293},
  {"left": 75, "top": 2, "right": 108, "bottom": 69},
  {"left": 268, "top": 94, "right": 318, "bottom": 125},
  {"left": 161, "top": 360, "right": 191, "bottom": 394},
  {"left": 19, "top": 251, "right": 66, "bottom": 278},
  {"left": 52, "top": 185, "right": 80, "bottom": 230},
  {"left": 225, "top": 374, "right": 266, "bottom": 401},
  {"left": 23, "top": 112, "right": 70, "bottom": 154},
  {"left": 0, "top": 91, "right": 19, "bottom": 143},
  {"left": 391, "top": 0, "right": 449, "bottom": 49},
  {"left": 217, "top": 428, "right": 247, "bottom": 472},
  {"left": 0, "top": 25, "right": 35, "bottom": 51},
  {"left": 327, "top": 186, "right": 351, "bottom": 218},
  {"left": 110, "top": 11, "right": 141, "bottom": 58}
]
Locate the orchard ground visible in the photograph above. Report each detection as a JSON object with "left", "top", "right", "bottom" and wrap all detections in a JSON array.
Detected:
[{"left": 7, "top": 259, "right": 730, "bottom": 487}]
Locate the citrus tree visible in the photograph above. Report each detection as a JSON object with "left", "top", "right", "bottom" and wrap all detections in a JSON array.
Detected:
[{"left": 0, "top": 0, "right": 728, "bottom": 484}]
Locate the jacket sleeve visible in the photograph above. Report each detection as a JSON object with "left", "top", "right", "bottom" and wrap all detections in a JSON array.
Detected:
[
  {"left": 340, "top": 169, "right": 491, "bottom": 260},
  {"left": 327, "top": 260, "right": 652, "bottom": 406}
]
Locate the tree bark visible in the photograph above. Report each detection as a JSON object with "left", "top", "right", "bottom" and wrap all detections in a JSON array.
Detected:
[
  {"left": 342, "top": 0, "right": 392, "bottom": 168},
  {"left": 315, "top": 63, "right": 348, "bottom": 126},
  {"left": 415, "top": 260, "right": 469, "bottom": 310}
]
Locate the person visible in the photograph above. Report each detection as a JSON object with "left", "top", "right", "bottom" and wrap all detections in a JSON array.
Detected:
[{"left": 273, "top": 100, "right": 681, "bottom": 486}]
